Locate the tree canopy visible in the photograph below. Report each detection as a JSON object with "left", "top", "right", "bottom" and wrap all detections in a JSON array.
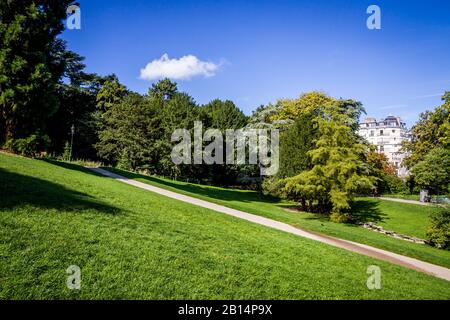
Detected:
[
  {"left": 402, "top": 92, "right": 450, "bottom": 168},
  {"left": 0, "top": 0, "right": 72, "bottom": 143}
]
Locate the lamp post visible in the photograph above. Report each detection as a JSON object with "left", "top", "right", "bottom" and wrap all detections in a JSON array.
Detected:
[{"left": 69, "top": 124, "right": 75, "bottom": 162}]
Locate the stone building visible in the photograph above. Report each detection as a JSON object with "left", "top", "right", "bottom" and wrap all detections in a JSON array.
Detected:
[{"left": 358, "top": 115, "right": 410, "bottom": 176}]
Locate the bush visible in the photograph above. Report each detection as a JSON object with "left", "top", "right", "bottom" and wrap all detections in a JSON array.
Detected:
[
  {"left": 427, "top": 208, "right": 450, "bottom": 250},
  {"left": 4, "top": 133, "right": 51, "bottom": 157},
  {"left": 381, "top": 174, "right": 409, "bottom": 194},
  {"left": 330, "top": 211, "right": 349, "bottom": 223},
  {"left": 262, "top": 176, "right": 286, "bottom": 198},
  {"left": 62, "top": 141, "right": 71, "bottom": 161},
  {"left": 412, "top": 148, "right": 450, "bottom": 195}
]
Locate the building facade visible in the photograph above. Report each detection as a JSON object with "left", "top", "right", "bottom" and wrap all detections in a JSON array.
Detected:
[{"left": 358, "top": 115, "right": 410, "bottom": 176}]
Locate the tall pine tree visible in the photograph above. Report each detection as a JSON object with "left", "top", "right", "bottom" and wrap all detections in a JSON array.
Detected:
[{"left": 0, "top": 0, "right": 72, "bottom": 144}]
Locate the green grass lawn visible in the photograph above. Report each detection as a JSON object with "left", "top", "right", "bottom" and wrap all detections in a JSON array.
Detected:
[
  {"left": 0, "top": 153, "right": 449, "bottom": 299},
  {"left": 352, "top": 198, "right": 433, "bottom": 239},
  {"left": 106, "top": 168, "right": 450, "bottom": 269}
]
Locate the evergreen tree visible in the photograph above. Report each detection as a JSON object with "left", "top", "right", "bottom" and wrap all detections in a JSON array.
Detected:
[{"left": 0, "top": 0, "right": 72, "bottom": 144}]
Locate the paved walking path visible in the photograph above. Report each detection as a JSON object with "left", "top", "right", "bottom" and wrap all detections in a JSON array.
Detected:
[
  {"left": 378, "top": 197, "right": 431, "bottom": 206},
  {"left": 88, "top": 167, "right": 450, "bottom": 282}
]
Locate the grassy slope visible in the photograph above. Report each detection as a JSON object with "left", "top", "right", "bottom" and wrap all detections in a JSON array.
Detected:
[
  {"left": 0, "top": 153, "right": 449, "bottom": 299},
  {"left": 353, "top": 199, "right": 432, "bottom": 239},
  {"left": 106, "top": 168, "right": 450, "bottom": 269}
]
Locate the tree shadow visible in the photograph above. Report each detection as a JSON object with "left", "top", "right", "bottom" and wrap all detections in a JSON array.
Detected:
[
  {"left": 350, "top": 199, "right": 387, "bottom": 223},
  {"left": 106, "top": 167, "right": 282, "bottom": 205},
  {"left": 276, "top": 203, "right": 336, "bottom": 222},
  {"left": 0, "top": 168, "right": 120, "bottom": 215},
  {"left": 276, "top": 200, "right": 387, "bottom": 225},
  {"left": 41, "top": 159, "right": 106, "bottom": 178}
]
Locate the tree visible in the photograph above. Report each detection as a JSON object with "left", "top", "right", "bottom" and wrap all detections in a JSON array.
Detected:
[
  {"left": 0, "top": 0, "right": 72, "bottom": 144},
  {"left": 96, "top": 93, "right": 163, "bottom": 170},
  {"left": 411, "top": 148, "right": 450, "bottom": 195},
  {"left": 46, "top": 72, "right": 107, "bottom": 160},
  {"left": 203, "top": 99, "right": 247, "bottom": 130},
  {"left": 95, "top": 79, "right": 206, "bottom": 179},
  {"left": 270, "top": 92, "right": 334, "bottom": 122},
  {"left": 201, "top": 99, "right": 248, "bottom": 185},
  {"left": 96, "top": 75, "right": 128, "bottom": 112},
  {"left": 402, "top": 92, "right": 450, "bottom": 168},
  {"left": 366, "top": 150, "right": 406, "bottom": 195},
  {"left": 427, "top": 208, "right": 450, "bottom": 249},
  {"left": 282, "top": 97, "right": 373, "bottom": 221},
  {"left": 149, "top": 78, "right": 178, "bottom": 101},
  {"left": 277, "top": 113, "right": 316, "bottom": 179},
  {"left": 156, "top": 91, "right": 204, "bottom": 178}
]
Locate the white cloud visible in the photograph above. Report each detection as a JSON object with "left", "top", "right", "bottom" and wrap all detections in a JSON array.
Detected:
[{"left": 140, "top": 54, "right": 220, "bottom": 81}]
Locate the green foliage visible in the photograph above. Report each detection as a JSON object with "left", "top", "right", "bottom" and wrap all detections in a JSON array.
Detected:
[
  {"left": 203, "top": 99, "right": 248, "bottom": 130},
  {"left": 148, "top": 78, "right": 178, "bottom": 100},
  {"left": 248, "top": 104, "right": 280, "bottom": 127},
  {"left": 201, "top": 99, "right": 249, "bottom": 185},
  {"left": 427, "top": 208, "right": 450, "bottom": 250},
  {"left": 96, "top": 80, "right": 252, "bottom": 185},
  {"left": 277, "top": 113, "right": 316, "bottom": 179},
  {"left": 382, "top": 174, "right": 409, "bottom": 194},
  {"left": 0, "top": 0, "right": 72, "bottom": 143},
  {"left": 5, "top": 133, "right": 51, "bottom": 157},
  {"left": 279, "top": 96, "right": 373, "bottom": 218},
  {"left": 284, "top": 119, "right": 373, "bottom": 216},
  {"left": 0, "top": 0, "right": 104, "bottom": 161},
  {"left": 270, "top": 92, "right": 334, "bottom": 122},
  {"left": 365, "top": 150, "right": 406, "bottom": 195},
  {"left": 403, "top": 92, "right": 450, "bottom": 168},
  {"left": 96, "top": 74, "right": 128, "bottom": 111},
  {"left": 96, "top": 93, "right": 164, "bottom": 171},
  {"left": 412, "top": 148, "right": 450, "bottom": 195},
  {"left": 46, "top": 72, "right": 107, "bottom": 160},
  {"left": 63, "top": 141, "right": 71, "bottom": 161}
]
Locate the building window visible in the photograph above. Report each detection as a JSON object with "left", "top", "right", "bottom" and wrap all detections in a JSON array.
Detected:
[
  {"left": 380, "top": 130, "right": 384, "bottom": 136},
  {"left": 370, "top": 130, "right": 374, "bottom": 137},
  {"left": 392, "top": 130, "right": 395, "bottom": 133},
  {"left": 380, "top": 146, "right": 384, "bottom": 152}
]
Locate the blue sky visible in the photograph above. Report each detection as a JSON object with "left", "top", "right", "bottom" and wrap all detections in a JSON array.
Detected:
[{"left": 62, "top": 0, "right": 450, "bottom": 126}]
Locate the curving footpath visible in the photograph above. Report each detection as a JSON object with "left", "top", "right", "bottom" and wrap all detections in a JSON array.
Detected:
[
  {"left": 377, "top": 197, "right": 431, "bottom": 206},
  {"left": 88, "top": 167, "right": 450, "bottom": 282}
]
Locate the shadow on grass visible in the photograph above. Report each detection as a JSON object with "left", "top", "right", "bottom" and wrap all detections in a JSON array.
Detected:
[
  {"left": 106, "top": 167, "right": 282, "bottom": 205},
  {"left": 41, "top": 159, "right": 106, "bottom": 178},
  {"left": 0, "top": 168, "right": 120, "bottom": 215},
  {"left": 351, "top": 199, "right": 387, "bottom": 223},
  {"left": 277, "top": 200, "right": 387, "bottom": 225}
]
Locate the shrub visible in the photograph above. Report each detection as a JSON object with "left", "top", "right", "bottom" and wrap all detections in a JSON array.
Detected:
[
  {"left": 4, "top": 133, "right": 51, "bottom": 157},
  {"left": 427, "top": 208, "right": 450, "bottom": 250},
  {"left": 262, "top": 176, "right": 286, "bottom": 198},
  {"left": 382, "top": 174, "right": 409, "bottom": 194},
  {"left": 412, "top": 148, "right": 450, "bottom": 195},
  {"left": 330, "top": 211, "right": 349, "bottom": 223},
  {"left": 62, "top": 141, "right": 71, "bottom": 161}
]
